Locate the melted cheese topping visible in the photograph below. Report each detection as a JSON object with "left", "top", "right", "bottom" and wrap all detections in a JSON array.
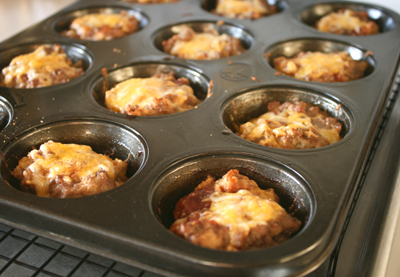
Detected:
[
  {"left": 319, "top": 12, "right": 364, "bottom": 32},
  {"left": 261, "top": 110, "right": 340, "bottom": 144},
  {"left": 206, "top": 190, "right": 285, "bottom": 232},
  {"left": 170, "top": 33, "right": 229, "bottom": 59},
  {"left": 1, "top": 45, "right": 82, "bottom": 88},
  {"left": 284, "top": 52, "right": 350, "bottom": 80},
  {"left": 105, "top": 76, "right": 195, "bottom": 114},
  {"left": 274, "top": 51, "right": 368, "bottom": 82},
  {"left": 215, "top": 0, "right": 272, "bottom": 19},
  {"left": 238, "top": 106, "right": 341, "bottom": 149},
  {"left": 24, "top": 141, "right": 116, "bottom": 197},
  {"left": 10, "top": 50, "right": 68, "bottom": 73},
  {"left": 316, "top": 9, "right": 378, "bottom": 35},
  {"left": 71, "top": 13, "right": 133, "bottom": 32}
]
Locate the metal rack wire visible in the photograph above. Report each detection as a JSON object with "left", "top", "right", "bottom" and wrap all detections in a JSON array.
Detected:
[{"left": 0, "top": 223, "right": 161, "bottom": 277}]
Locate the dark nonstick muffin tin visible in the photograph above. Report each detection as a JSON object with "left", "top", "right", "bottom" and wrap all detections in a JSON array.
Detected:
[{"left": 0, "top": 0, "right": 399, "bottom": 276}]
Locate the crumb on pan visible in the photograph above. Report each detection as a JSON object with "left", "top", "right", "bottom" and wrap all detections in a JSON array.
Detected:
[{"left": 207, "top": 80, "right": 214, "bottom": 96}]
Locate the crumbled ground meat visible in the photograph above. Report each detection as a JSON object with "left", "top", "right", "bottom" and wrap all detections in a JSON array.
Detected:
[
  {"left": 105, "top": 72, "right": 201, "bottom": 116},
  {"left": 61, "top": 11, "right": 139, "bottom": 41},
  {"left": 162, "top": 25, "right": 246, "bottom": 60},
  {"left": 213, "top": 0, "right": 277, "bottom": 19},
  {"left": 273, "top": 51, "right": 368, "bottom": 82},
  {"left": 12, "top": 141, "right": 127, "bottom": 198},
  {"left": 237, "top": 100, "right": 343, "bottom": 149},
  {"left": 315, "top": 9, "right": 379, "bottom": 36},
  {"left": 170, "top": 170, "right": 301, "bottom": 251},
  {"left": 1, "top": 44, "right": 83, "bottom": 88}
]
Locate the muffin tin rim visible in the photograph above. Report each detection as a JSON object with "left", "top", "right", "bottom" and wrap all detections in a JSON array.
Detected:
[
  {"left": 0, "top": 96, "right": 14, "bottom": 131},
  {"left": 0, "top": 0, "right": 399, "bottom": 275}
]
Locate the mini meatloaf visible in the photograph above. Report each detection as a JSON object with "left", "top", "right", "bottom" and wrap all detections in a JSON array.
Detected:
[
  {"left": 11, "top": 141, "right": 128, "bottom": 198},
  {"left": 315, "top": 9, "right": 379, "bottom": 36},
  {"left": 105, "top": 72, "right": 201, "bottom": 116},
  {"left": 162, "top": 25, "right": 246, "bottom": 60},
  {"left": 170, "top": 169, "right": 301, "bottom": 251},
  {"left": 1, "top": 44, "right": 83, "bottom": 89},
  {"left": 273, "top": 51, "right": 368, "bottom": 82},
  {"left": 237, "top": 100, "right": 343, "bottom": 149},
  {"left": 61, "top": 11, "right": 139, "bottom": 40},
  {"left": 213, "top": 0, "right": 277, "bottom": 19}
]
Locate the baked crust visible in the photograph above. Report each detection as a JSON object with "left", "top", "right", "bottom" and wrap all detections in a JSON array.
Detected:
[
  {"left": 1, "top": 44, "right": 83, "bottom": 89},
  {"left": 315, "top": 9, "right": 379, "bottom": 36},
  {"left": 12, "top": 141, "right": 128, "bottom": 198},
  {"left": 162, "top": 25, "right": 246, "bottom": 60},
  {"left": 105, "top": 72, "right": 201, "bottom": 116},
  {"left": 273, "top": 51, "right": 368, "bottom": 82},
  {"left": 62, "top": 11, "right": 139, "bottom": 40},
  {"left": 213, "top": 0, "right": 277, "bottom": 19},
  {"left": 170, "top": 169, "right": 301, "bottom": 251},
  {"left": 237, "top": 100, "right": 343, "bottom": 149}
]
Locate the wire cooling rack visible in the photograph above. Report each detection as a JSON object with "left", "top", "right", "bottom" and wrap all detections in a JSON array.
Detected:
[{"left": 0, "top": 223, "right": 162, "bottom": 277}]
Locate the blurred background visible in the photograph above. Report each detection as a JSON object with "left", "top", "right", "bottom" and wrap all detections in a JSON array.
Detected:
[{"left": 0, "top": 0, "right": 400, "bottom": 42}]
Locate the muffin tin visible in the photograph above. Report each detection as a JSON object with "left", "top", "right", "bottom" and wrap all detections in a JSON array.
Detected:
[{"left": 0, "top": 0, "right": 399, "bottom": 276}]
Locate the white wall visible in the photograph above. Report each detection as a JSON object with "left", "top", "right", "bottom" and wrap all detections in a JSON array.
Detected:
[{"left": 0, "top": 0, "right": 76, "bottom": 42}]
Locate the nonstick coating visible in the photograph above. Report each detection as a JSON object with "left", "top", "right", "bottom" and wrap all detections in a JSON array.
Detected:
[{"left": 0, "top": 0, "right": 399, "bottom": 276}]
